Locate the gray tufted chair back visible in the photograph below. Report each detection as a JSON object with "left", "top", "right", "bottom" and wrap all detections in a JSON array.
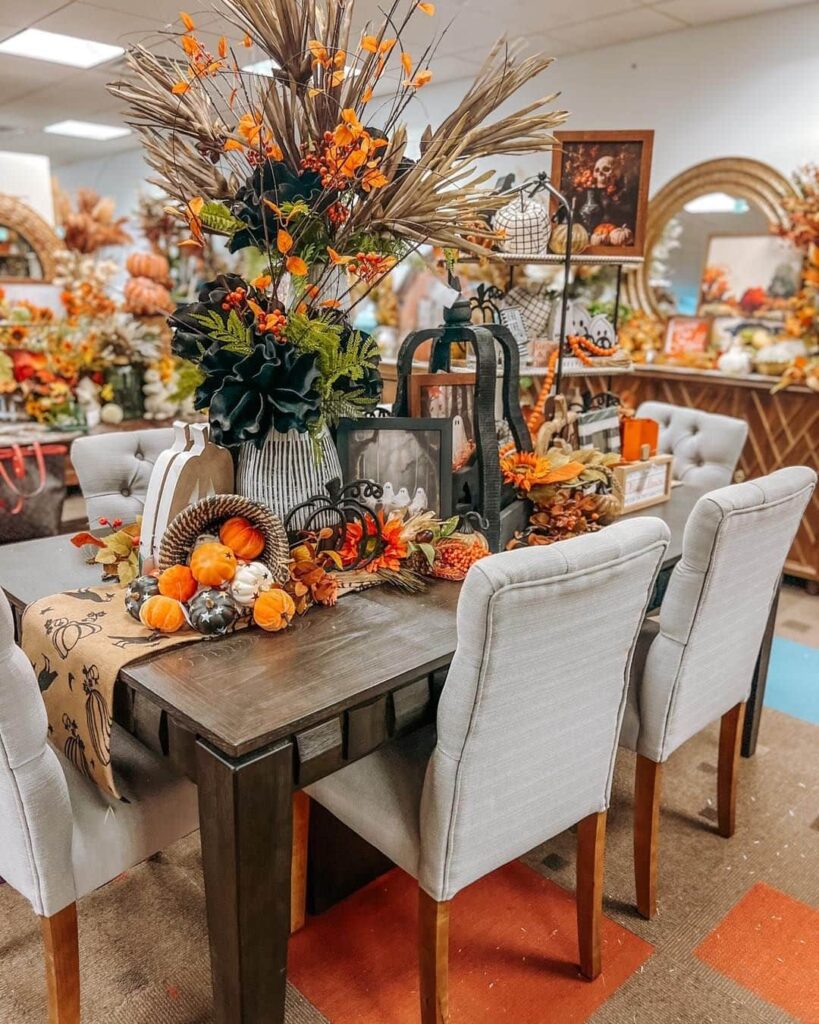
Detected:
[
  {"left": 637, "top": 401, "right": 747, "bottom": 490},
  {"left": 71, "top": 428, "right": 173, "bottom": 525}
]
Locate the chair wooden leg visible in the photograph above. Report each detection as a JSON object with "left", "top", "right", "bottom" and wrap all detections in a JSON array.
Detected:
[
  {"left": 718, "top": 703, "right": 746, "bottom": 839},
  {"left": 634, "top": 755, "right": 662, "bottom": 920},
  {"left": 40, "top": 902, "right": 80, "bottom": 1024},
  {"left": 418, "top": 889, "right": 450, "bottom": 1024},
  {"left": 576, "top": 810, "right": 606, "bottom": 980},
  {"left": 290, "top": 790, "right": 311, "bottom": 934}
]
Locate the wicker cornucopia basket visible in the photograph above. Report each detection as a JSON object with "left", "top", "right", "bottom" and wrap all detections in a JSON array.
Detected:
[{"left": 158, "top": 495, "right": 290, "bottom": 585}]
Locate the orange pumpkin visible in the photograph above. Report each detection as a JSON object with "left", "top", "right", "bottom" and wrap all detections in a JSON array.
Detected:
[
  {"left": 190, "top": 542, "right": 237, "bottom": 586},
  {"left": 253, "top": 588, "right": 295, "bottom": 632},
  {"left": 139, "top": 595, "right": 186, "bottom": 633},
  {"left": 126, "top": 250, "right": 170, "bottom": 284},
  {"left": 158, "top": 564, "right": 197, "bottom": 602},
  {"left": 123, "top": 276, "right": 173, "bottom": 315},
  {"left": 219, "top": 516, "right": 265, "bottom": 560}
]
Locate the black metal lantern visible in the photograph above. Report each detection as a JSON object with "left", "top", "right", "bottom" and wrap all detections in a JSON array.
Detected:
[{"left": 392, "top": 276, "right": 532, "bottom": 551}]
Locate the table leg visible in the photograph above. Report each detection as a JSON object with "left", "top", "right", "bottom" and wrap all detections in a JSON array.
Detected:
[
  {"left": 196, "top": 738, "right": 294, "bottom": 1024},
  {"left": 742, "top": 586, "right": 780, "bottom": 759}
]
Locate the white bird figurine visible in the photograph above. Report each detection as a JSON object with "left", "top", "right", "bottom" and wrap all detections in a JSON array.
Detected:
[{"left": 408, "top": 487, "right": 428, "bottom": 515}]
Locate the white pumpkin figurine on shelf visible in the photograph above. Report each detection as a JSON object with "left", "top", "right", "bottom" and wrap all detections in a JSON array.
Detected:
[
  {"left": 230, "top": 561, "right": 274, "bottom": 607},
  {"left": 718, "top": 339, "right": 753, "bottom": 376},
  {"left": 588, "top": 313, "right": 617, "bottom": 351},
  {"left": 492, "top": 194, "right": 551, "bottom": 256}
]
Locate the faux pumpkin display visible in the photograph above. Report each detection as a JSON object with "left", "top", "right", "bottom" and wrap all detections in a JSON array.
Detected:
[
  {"left": 188, "top": 589, "right": 241, "bottom": 636},
  {"left": 158, "top": 564, "right": 197, "bottom": 603},
  {"left": 492, "top": 195, "right": 551, "bottom": 255},
  {"left": 126, "top": 250, "right": 170, "bottom": 284},
  {"left": 139, "top": 595, "right": 187, "bottom": 633},
  {"left": 123, "top": 275, "right": 173, "bottom": 315},
  {"left": 219, "top": 516, "right": 265, "bottom": 560},
  {"left": 125, "top": 575, "right": 160, "bottom": 621},
  {"left": 590, "top": 222, "right": 617, "bottom": 247},
  {"left": 190, "top": 542, "right": 237, "bottom": 586},
  {"left": 253, "top": 588, "right": 295, "bottom": 632},
  {"left": 230, "top": 561, "right": 273, "bottom": 607},
  {"left": 608, "top": 224, "right": 634, "bottom": 247},
  {"left": 548, "top": 222, "right": 589, "bottom": 255}
]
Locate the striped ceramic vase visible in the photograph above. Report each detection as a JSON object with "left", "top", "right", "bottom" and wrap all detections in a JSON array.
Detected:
[{"left": 235, "top": 427, "right": 342, "bottom": 528}]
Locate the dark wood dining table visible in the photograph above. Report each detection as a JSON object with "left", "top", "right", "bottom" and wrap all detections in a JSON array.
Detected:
[{"left": 0, "top": 483, "right": 776, "bottom": 1024}]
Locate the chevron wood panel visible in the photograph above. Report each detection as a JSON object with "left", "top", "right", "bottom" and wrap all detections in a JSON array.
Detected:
[{"left": 588, "top": 369, "right": 818, "bottom": 590}]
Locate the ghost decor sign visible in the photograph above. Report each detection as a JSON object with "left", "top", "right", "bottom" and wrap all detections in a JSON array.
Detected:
[{"left": 140, "top": 422, "right": 234, "bottom": 571}]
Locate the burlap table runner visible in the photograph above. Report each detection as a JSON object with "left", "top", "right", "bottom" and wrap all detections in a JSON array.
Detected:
[{"left": 22, "top": 586, "right": 208, "bottom": 799}]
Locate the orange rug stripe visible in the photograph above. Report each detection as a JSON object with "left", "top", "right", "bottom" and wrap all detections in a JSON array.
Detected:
[
  {"left": 289, "top": 862, "right": 653, "bottom": 1023},
  {"left": 695, "top": 882, "right": 819, "bottom": 1022}
]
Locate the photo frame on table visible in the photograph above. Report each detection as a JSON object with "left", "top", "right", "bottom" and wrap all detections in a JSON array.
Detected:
[
  {"left": 698, "top": 234, "right": 802, "bottom": 319},
  {"left": 336, "top": 417, "right": 452, "bottom": 518},
  {"left": 408, "top": 372, "right": 478, "bottom": 474},
  {"left": 550, "top": 130, "right": 654, "bottom": 257},
  {"left": 663, "top": 315, "right": 711, "bottom": 357}
]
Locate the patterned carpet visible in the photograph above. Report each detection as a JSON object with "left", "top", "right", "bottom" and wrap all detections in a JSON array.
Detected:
[{"left": 1, "top": 703, "right": 817, "bottom": 1024}]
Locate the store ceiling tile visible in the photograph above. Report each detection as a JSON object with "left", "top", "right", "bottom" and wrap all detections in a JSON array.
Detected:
[
  {"left": 29, "top": 3, "right": 161, "bottom": 47},
  {"left": 651, "top": 0, "right": 805, "bottom": 24},
  {"left": 548, "top": 6, "right": 687, "bottom": 47}
]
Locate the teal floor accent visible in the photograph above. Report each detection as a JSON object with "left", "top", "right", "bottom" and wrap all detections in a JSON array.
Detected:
[{"left": 765, "top": 637, "right": 819, "bottom": 725}]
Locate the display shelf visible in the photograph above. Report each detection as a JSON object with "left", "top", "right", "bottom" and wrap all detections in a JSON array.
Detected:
[
  {"left": 455, "top": 252, "right": 644, "bottom": 268},
  {"left": 521, "top": 358, "right": 633, "bottom": 378}
]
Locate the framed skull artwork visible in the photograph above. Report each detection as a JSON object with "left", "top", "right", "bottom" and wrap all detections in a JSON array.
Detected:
[{"left": 550, "top": 130, "right": 654, "bottom": 258}]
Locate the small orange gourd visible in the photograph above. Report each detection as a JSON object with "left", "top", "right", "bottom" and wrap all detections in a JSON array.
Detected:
[
  {"left": 190, "top": 542, "right": 237, "bottom": 586},
  {"left": 219, "top": 516, "right": 265, "bottom": 560},
  {"left": 253, "top": 588, "right": 295, "bottom": 632},
  {"left": 158, "top": 564, "right": 197, "bottom": 602},
  {"left": 139, "top": 595, "right": 186, "bottom": 633}
]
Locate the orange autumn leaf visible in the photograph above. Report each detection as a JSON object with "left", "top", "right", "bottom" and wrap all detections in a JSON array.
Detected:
[
  {"left": 362, "top": 85, "right": 373, "bottom": 103},
  {"left": 417, "top": 1, "right": 436, "bottom": 12},
  {"left": 218, "top": 36, "right": 227, "bottom": 57},
  {"left": 252, "top": 274, "right": 272, "bottom": 289},
  {"left": 308, "top": 39, "right": 328, "bottom": 61},
  {"left": 329, "top": 68, "right": 345, "bottom": 87},
  {"left": 327, "top": 247, "right": 353, "bottom": 265},
  {"left": 277, "top": 228, "right": 294, "bottom": 254},
  {"left": 242, "top": 33, "right": 252, "bottom": 47},
  {"left": 361, "top": 34, "right": 379, "bottom": 53},
  {"left": 246, "top": 298, "right": 265, "bottom": 318},
  {"left": 379, "top": 38, "right": 397, "bottom": 55},
  {"left": 171, "top": 80, "right": 190, "bottom": 94},
  {"left": 320, "top": 299, "right": 342, "bottom": 309},
  {"left": 263, "top": 198, "right": 284, "bottom": 217},
  {"left": 411, "top": 69, "right": 432, "bottom": 88},
  {"left": 308, "top": 87, "right": 322, "bottom": 97},
  {"left": 286, "top": 256, "right": 308, "bottom": 276},
  {"left": 542, "top": 461, "right": 586, "bottom": 485},
  {"left": 179, "top": 11, "right": 195, "bottom": 31},
  {"left": 223, "top": 138, "right": 244, "bottom": 151},
  {"left": 179, "top": 238, "right": 203, "bottom": 249},
  {"left": 401, "top": 52, "right": 412, "bottom": 76},
  {"left": 187, "top": 196, "right": 205, "bottom": 217}
]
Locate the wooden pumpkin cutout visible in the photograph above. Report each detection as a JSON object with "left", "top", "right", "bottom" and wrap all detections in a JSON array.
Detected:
[
  {"left": 141, "top": 423, "right": 234, "bottom": 570},
  {"left": 588, "top": 313, "right": 617, "bottom": 350}
]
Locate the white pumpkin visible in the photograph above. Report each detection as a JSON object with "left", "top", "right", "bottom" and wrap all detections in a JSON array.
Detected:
[
  {"left": 230, "top": 561, "right": 274, "bottom": 607},
  {"left": 608, "top": 225, "right": 634, "bottom": 247}
]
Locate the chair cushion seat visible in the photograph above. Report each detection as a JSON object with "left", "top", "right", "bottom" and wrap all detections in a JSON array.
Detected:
[
  {"left": 306, "top": 726, "right": 436, "bottom": 880},
  {"left": 58, "top": 725, "right": 199, "bottom": 901}
]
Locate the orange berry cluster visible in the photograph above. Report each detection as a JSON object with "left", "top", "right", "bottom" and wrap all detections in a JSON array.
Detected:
[
  {"left": 221, "top": 286, "right": 247, "bottom": 312},
  {"left": 257, "top": 309, "right": 287, "bottom": 336},
  {"left": 327, "top": 201, "right": 349, "bottom": 226}
]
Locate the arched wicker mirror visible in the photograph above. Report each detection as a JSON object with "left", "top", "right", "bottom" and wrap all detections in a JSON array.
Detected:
[
  {"left": 0, "top": 195, "right": 61, "bottom": 283},
  {"left": 624, "top": 158, "right": 797, "bottom": 321}
]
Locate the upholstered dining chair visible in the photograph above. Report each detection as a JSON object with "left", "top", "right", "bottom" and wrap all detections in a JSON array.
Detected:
[
  {"left": 0, "top": 590, "right": 199, "bottom": 1023},
  {"left": 71, "top": 427, "right": 174, "bottom": 525},
  {"left": 620, "top": 466, "right": 816, "bottom": 920},
  {"left": 637, "top": 401, "right": 748, "bottom": 489},
  {"left": 305, "top": 518, "right": 670, "bottom": 1021}
]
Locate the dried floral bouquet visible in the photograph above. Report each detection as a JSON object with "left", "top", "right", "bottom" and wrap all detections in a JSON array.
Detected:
[{"left": 109, "top": 0, "right": 567, "bottom": 450}]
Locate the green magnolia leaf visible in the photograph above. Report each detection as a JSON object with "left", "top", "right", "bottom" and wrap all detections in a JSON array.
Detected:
[
  {"left": 418, "top": 543, "right": 437, "bottom": 566},
  {"left": 440, "top": 516, "right": 460, "bottom": 538},
  {"left": 199, "top": 201, "right": 244, "bottom": 235}
]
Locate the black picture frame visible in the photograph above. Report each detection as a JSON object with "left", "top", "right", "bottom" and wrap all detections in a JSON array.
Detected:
[{"left": 336, "top": 417, "right": 453, "bottom": 518}]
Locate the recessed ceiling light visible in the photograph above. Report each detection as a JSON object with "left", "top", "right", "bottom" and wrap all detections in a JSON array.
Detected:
[
  {"left": 0, "top": 28, "right": 123, "bottom": 69},
  {"left": 44, "top": 120, "right": 131, "bottom": 141},
  {"left": 242, "top": 57, "right": 361, "bottom": 77}
]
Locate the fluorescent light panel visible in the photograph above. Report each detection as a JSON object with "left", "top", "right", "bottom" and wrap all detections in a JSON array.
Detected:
[
  {"left": 44, "top": 120, "right": 130, "bottom": 141},
  {"left": 0, "top": 28, "right": 123, "bottom": 68}
]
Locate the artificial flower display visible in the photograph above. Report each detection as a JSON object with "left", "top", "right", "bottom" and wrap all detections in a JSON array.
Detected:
[{"left": 108, "top": 0, "right": 567, "bottom": 454}]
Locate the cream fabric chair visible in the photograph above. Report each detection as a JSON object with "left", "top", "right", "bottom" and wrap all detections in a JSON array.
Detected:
[
  {"left": 71, "top": 428, "right": 174, "bottom": 525},
  {"left": 0, "top": 590, "right": 199, "bottom": 1023},
  {"left": 306, "top": 518, "right": 670, "bottom": 1020},
  {"left": 620, "top": 467, "right": 816, "bottom": 919},
  {"left": 637, "top": 401, "right": 747, "bottom": 489}
]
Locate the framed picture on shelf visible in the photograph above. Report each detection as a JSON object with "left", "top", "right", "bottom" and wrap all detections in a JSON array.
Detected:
[
  {"left": 336, "top": 417, "right": 452, "bottom": 518},
  {"left": 698, "top": 234, "right": 802, "bottom": 319},
  {"left": 663, "top": 315, "right": 711, "bottom": 357},
  {"left": 550, "top": 130, "right": 654, "bottom": 257},
  {"left": 408, "top": 372, "right": 478, "bottom": 473}
]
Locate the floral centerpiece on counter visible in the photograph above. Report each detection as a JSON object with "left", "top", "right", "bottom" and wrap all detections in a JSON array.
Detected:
[{"left": 108, "top": 0, "right": 567, "bottom": 517}]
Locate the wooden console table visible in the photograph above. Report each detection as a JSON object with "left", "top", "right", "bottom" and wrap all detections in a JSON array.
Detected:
[{"left": 610, "top": 365, "right": 818, "bottom": 592}]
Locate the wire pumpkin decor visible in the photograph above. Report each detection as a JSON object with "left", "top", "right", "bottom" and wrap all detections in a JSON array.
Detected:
[{"left": 284, "top": 478, "right": 385, "bottom": 571}]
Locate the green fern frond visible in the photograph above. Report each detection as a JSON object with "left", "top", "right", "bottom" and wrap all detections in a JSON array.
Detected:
[{"left": 191, "top": 310, "right": 253, "bottom": 355}]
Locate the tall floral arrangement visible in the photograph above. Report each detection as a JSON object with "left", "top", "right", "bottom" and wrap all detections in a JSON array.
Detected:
[{"left": 108, "top": 0, "right": 567, "bottom": 450}]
